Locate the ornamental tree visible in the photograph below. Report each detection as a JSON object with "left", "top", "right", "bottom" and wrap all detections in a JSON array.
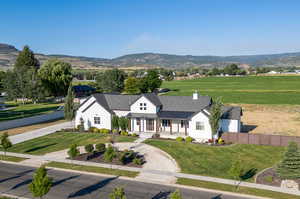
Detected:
[
  {"left": 68, "top": 144, "right": 80, "bottom": 160},
  {"left": 276, "top": 142, "right": 300, "bottom": 179},
  {"left": 0, "top": 132, "right": 12, "bottom": 156},
  {"left": 29, "top": 165, "right": 52, "bottom": 199},
  {"left": 109, "top": 187, "right": 126, "bottom": 199}
]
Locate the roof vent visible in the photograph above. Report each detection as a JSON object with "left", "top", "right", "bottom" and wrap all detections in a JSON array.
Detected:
[{"left": 193, "top": 90, "right": 199, "bottom": 100}]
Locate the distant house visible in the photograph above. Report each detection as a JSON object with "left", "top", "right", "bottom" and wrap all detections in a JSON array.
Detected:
[{"left": 75, "top": 92, "right": 242, "bottom": 142}]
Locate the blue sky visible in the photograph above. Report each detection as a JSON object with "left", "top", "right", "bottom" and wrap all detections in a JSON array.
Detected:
[{"left": 1, "top": 0, "right": 300, "bottom": 58}]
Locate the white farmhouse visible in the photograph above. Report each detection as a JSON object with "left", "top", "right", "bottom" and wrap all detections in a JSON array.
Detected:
[{"left": 75, "top": 92, "right": 242, "bottom": 142}]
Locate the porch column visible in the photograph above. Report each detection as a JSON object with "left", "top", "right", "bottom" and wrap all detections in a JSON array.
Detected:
[
  {"left": 156, "top": 119, "right": 159, "bottom": 133},
  {"left": 128, "top": 118, "right": 131, "bottom": 132},
  {"left": 185, "top": 121, "right": 187, "bottom": 136},
  {"left": 170, "top": 120, "right": 172, "bottom": 135}
]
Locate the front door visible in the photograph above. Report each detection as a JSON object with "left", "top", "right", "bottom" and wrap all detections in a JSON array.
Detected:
[{"left": 146, "top": 119, "right": 154, "bottom": 131}]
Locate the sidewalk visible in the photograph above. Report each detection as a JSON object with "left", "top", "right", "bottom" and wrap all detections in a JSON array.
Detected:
[
  {"left": 9, "top": 121, "right": 73, "bottom": 144},
  {"left": 1, "top": 151, "right": 300, "bottom": 196}
]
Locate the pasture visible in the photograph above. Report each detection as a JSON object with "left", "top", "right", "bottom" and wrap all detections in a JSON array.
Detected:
[{"left": 162, "top": 76, "right": 300, "bottom": 104}]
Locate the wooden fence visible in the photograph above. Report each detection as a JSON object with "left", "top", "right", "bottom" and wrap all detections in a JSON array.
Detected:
[{"left": 221, "top": 132, "right": 300, "bottom": 147}]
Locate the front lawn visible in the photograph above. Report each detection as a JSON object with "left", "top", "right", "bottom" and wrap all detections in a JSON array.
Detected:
[
  {"left": 0, "top": 102, "right": 62, "bottom": 121},
  {"left": 6, "top": 132, "right": 137, "bottom": 155},
  {"left": 177, "top": 178, "right": 298, "bottom": 199},
  {"left": 144, "top": 139, "right": 285, "bottom": 181},
  {"left": 0, "top": 155, "right": 27, "bottom": 162},
  {"left": 46, "top": 161, "right": 139, "bottom": 178}
]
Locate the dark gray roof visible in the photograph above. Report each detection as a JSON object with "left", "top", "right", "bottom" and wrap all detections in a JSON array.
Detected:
[
  {"left": 143, "top": 93, "right": 162, "bottom": 106},
  {"left": 157, "top": 95, "right": 212, "bottom": 112},
  {"left": 127, "top": 113, "right": 158, "bottom": 118},
  {"left": 158, "top": 111, "right": 195, "bottom": 120},
  {"left": 221, "top": 106, "right": 242, "bottom": 120}
]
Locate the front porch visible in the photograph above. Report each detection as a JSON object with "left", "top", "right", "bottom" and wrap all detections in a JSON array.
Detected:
[{"left": 127, "top": 113, "right": 190, "bottom": 136}]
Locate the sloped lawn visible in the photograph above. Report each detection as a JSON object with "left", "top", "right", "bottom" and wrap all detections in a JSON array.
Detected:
[
  {"left": 6, "top": 132, "right": 137, "bottom": 155},
  {"left": 144, "top": 139, "right": 285, "bottom": 181}
]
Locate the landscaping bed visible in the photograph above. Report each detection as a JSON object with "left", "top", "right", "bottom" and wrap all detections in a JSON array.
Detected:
[
  {"left": 71, "top": 150, "right": 144, "bottom": 168},
  {"left": 256, "top": 168, "right": 300, "bottom": 188}
]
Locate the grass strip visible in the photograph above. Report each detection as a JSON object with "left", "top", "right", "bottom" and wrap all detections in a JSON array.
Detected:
[
  {"left": 0, "top": 155, "right": 27, "bottom": 162},
  {"left": 46, "top": 161, "right": 139, "bottom": 178},
  {"left": 177, "top": 178, "right": 298, "bottom": 199}
]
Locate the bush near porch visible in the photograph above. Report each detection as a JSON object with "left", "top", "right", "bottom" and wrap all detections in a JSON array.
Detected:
[
  {"left": 4, "top": 132, "right": 137, "bottom": 155},
  {"left": 144, "top": 139, "right": 285, "bottom": 181}
]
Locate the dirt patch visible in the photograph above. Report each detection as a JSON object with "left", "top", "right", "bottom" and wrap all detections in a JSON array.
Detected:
[
  {"left": 232, "top": 104, "right": 300, "bottom": 136},
  {"left": 256, "top": 168, "right": 300, "bottom": 188}
]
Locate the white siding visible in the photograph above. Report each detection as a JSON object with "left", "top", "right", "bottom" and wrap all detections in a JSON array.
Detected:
[
  {"left": 221, "top": 119, "right": 241, "bottom": 132},
  {"left": 189, "top": 112, "right": 214, "bottom": 141},
  {"left": 130, "top": 118, "right": 156, "bottom": 133},
  {"left": 75, "top": 102, "right": 111, "bottom": 130},
  {"left": 113, "top": 110, "right": 130, "bottom": 117},
  {"left": 161, "top": 120, "right": 187, "bottom": 133},
  {"left": 130, "top": 96, "right": 157, "bottom": 114}
]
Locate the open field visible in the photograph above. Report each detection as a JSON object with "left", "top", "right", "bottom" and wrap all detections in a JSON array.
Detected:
[
  {"left": 4, "top": 132, "right": 137, "bottom": 155},
  {"left": 241, "top": 104, "right": 300, "bottom": 136},
  {"left": 144, "top": 139, "right": 285, "bottom": 182},
  {"left": 0, "top": 119, "right": 66, "bottom": 136},
  {"left": 177, "top": 178, "right": 298, "bottom": 199},
  {"left": 162, "top": 76, "right": 300, "bottom": 104},
  {"left": 0, "top": 102, "right": 62, "bottom": 121}
]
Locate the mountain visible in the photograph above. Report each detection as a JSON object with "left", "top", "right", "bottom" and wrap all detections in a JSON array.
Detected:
[{"left": 1, "top": 43, "right": 300, "bottom": 70}]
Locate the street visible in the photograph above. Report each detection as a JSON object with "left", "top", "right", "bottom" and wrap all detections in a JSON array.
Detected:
[{"left": 0, "top": 162, "right": 257, "bottom": 199}]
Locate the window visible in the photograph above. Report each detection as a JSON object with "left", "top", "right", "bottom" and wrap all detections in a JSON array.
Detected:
[
  {"left": 136, "top": 118, "right": 140, "bottom": 125},
  {"left": 94, "top": 117, "right": 100, "bottom": 124},
  {"left": 196, "top": 121, "right": 204, "bottom": 130},
  {"left": 162, "top": 119, "right": 170, "bottom": 127},
  {"left": 139, "top": 102, "right": 147, "bottom": 110}
]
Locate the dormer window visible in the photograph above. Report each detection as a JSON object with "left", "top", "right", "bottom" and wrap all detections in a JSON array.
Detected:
[{"left": 140, "top": 103, "right": 147, "bottom": 110}]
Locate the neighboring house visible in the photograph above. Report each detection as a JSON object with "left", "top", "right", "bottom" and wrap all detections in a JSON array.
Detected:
[{"left": 75, "top": 92, "right": 242, "bottom": 142}]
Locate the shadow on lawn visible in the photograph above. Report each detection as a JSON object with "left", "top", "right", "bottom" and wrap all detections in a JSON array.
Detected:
[
  {"left": 25, "top": 143, "right": 57, "bottom": 153},
  {"left": 241, "top": 168, "right": 258, "bottom": 181}
]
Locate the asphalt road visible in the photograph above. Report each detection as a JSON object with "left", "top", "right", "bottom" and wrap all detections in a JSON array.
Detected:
[{"left": 0, "top": 163, "right": 255, "bottom": 199}]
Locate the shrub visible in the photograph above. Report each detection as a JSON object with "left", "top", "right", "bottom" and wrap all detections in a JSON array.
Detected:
[
  {"left": 133, "top": 157, "right": 143, "bottom": 165},
  {"left": 120, "top": 131, "right": 129, "bottom": 136},
  {"left": 99, "top": 128, "right": 110, "bottom": 134},
  {"left": 88, "top": 127, "right": 98, "bottom": 133},
  {"left": 118, "top": 152, "right": 127, "bottom": 165},
  {"left": 112, "top": 129, "right": 119, "bottom": 134},
  {"left": 185, "top": 136, "right": 193, "bottom": 143},
  {"left": 176, "top": 137, "right": 184, "bottom": 142},
  {"left": 218, "top": 138, "right": 225, "bottom": 144},
  {"left": 85, "top": 144, "right": 94, "bottom": 153},
  {"left": 95, "top": 143, "right": 106, "bottom": 152},
  {"left": 104, "top": 145, "right": 116, "bottom": 162},
  {"left": 131, "top": 133, "right": 138, "bottom": 137},
  {"left": 68, "top": 144, "right": 80, "bottom": 159}
]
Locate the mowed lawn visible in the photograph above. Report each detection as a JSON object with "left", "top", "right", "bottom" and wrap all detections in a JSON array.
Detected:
[
  {"left": 162, "top": 76, "right": 300, "bottom": 104},
  {"left": 0, "top": 103, "right": 62, "bottom": 121},
  {"left": 5, "top": 132, "right": 137, "bottom": 155},
  {"left": 144, "top": 139, "right": 285, "bottom": 181}
]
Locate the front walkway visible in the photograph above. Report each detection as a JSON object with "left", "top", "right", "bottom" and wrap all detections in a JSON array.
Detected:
[{"left": 9, "top": 121, "right": 73, "bottom": 144}]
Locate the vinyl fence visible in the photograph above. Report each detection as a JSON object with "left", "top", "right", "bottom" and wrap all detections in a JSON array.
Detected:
[
  {"left": 0, "top": 111, "right": 64, "bottom": 131},
  {"left": 221, "top": 132, "right": 300, "bottom": 147}
]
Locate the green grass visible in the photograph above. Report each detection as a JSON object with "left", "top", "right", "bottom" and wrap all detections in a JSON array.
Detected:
[
  {"left": 0, "top": 102, "right": 62, "bottom": 121},
  {"left": 162, "top": 76, "right": 300, "bottom": 104},
  {"left": 177, "top": 178, "right": 298, "bottom": 199},
  {"left": 5, "top": 132, "right": 137, "bottom": 155},
  {"left": 145, "top": 139, "right": 285, "bottom": 181},
  {"left": 46, "top": 161, "right": 139, "bottom": 178},
  {"left": 0, "top": 155, "right": 27, "bottom": 162}
]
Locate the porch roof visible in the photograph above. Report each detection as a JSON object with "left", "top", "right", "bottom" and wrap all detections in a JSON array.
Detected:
[
  {"left": 127, "top": 113, "right": 158, "bottom": 118},
  {"left": 157, "top": 111, "right": 195, "bottom": 120}
]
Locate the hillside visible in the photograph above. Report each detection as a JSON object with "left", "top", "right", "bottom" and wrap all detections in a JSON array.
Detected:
[{"left": 1, "top": 43, "right": 300, "bottom": 70}]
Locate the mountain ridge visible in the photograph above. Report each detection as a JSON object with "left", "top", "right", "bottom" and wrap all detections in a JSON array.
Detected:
[{"left": 1, "top": 43, "right": 300, "bottom": 69}]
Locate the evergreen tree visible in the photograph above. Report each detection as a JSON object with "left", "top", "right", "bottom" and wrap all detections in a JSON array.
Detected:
[
  {"left": 29, "top": 165, "right": 52, "bottom": 199},
  {"left": 209, "top": 97, "right": 222, "bottom": 141},
  {"left": 119, "top": 117, "right": 128, "bottom": 131},
  {"left": 169, "top": 189, "right": 182, "bottom": 199},
  {"left": 0, "top": 132, "right": 12, "bottom": 156},
  {"left": 64, "top": 85, "right": 75, "bottom": 121},
  {"left": 109, "top": 187, "right": 126, "bottom": 199},
  {"left": 14, "top": 45, "right": 39, "bottom": 70},
  {"left": 276, "top": 142, "right": 300, "bottom": 179},
  {"left": 112, "top": 115, "right": 119, "bottom": 131}
]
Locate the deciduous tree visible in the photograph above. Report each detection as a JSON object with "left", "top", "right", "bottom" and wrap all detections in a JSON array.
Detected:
[
  {"left": 96, "top": 69, "right": 126, "bottom": 93},
  {"left": 109, "top": 187, "right": 126, "bottom": 199},
  {"left": 124, "top": 77, "right": 140, "bottom": 94},
  {"left": 0, "top": 132, "right": 12, "bottom": 156},
  {"left": 169, "top": 189, "right": 182, "bottom": 199}
]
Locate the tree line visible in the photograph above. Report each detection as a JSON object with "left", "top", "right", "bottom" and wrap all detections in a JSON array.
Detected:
[{"left": 1, "top": 46, "right": 73, "bottom": 103}]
